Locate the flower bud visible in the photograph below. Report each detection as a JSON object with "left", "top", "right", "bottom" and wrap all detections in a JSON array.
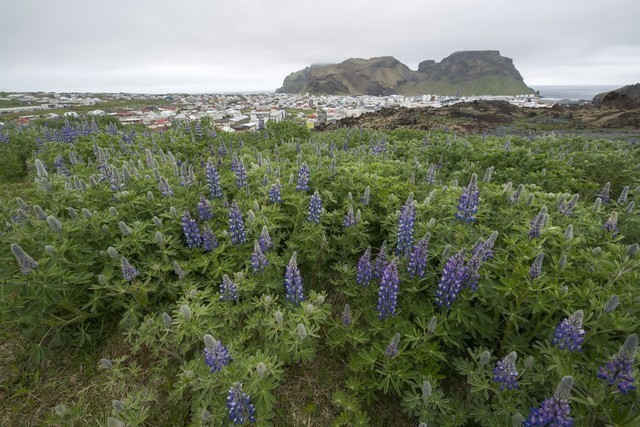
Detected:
[
  {"left": 628, "top": 243, "right": 639, "bottom": 258},
  {"left": 179, "top": 305, "right": 192, "bottom": 320},
  {"left": 478, "top": 351, "right": 491, "bottom": 366},
  {"left": 421, "top": 380, "right": 432, "bottom": 399},
  {"left": 296, "top": 323, "right": 308, "bottom": 340},
  {"left": 99, "top": 358, "right": 113, "bottom": 369},
  {"left": 274, "top": 310, "right": 283, "bottom": 324},
  {"left": 107, "top": 247, "right": 118, "bottom": 260},
  {"left": 162, "top": 312, "right": 172, "bottom": 327},
  {"left": 603, "top": 295, "right": 620, "bottom": 313},
  {"left": 256, "top": 362, "right": 268, "bottom": 378}
]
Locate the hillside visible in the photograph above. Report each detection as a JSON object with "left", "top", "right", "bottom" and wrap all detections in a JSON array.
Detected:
[
  {"left": 277, "top": 50, "right": 535, "bottom": 96},
  {"left": 593, "top": 83, "right": 640, "bottom": 107}
]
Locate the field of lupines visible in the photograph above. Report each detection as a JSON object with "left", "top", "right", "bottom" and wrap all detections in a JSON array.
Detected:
[{"left": 0, "top": 118, "right": 639, "bottom": 426}]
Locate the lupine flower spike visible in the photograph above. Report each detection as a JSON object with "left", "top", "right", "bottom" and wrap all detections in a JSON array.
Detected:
[
  {"left": 597, "top": 334, "right": 637, "bottom": 394},
  {"left": 226, "top": 382, "right": 256, "bottom": 425},
  {"left": 455, "top": 173, "right": 480, "bottom": 222},
  {"left": 396, "top": 193, "right": 416, "bottom": 256},
  {"left": 377, "top": 260, "right": 400, "bottom": 319},
  {"left": 203, "top": 334, "right": 231, "bottom": 372},
  {"left": 552, "top": 310, "right": 585, "bottom": 352},
  {"left": 493, "top": 352, "right": 519, "bottom": 390},
  {"left": 284, "top": 252, "right": 304, "bottom": 305},
  {"left": 356, "top": 246, "right": 373, "bottom": 287},
  {"left": 524, "top": 376, "right": 574, "bottom": 427}
]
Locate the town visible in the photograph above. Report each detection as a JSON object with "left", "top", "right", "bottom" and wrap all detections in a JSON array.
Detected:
[{"left": 0, "top": 91, "right": 550, "bottom": 131}]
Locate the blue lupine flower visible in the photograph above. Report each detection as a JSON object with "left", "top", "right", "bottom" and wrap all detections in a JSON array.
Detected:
[
  {"left": 307, "top": 191, "right": 322, "bottom": 224},
  {"left": 343, "top": 205, "right": 357, "bottom": 228},
  {"left": 407, "top": 234, "right": 430, "bottom": 279},
  {"left": 377, "top": 260, "right": 400, "bottom": 319},
  {"left": 203, "top": 336, "right": 231, "bottom": 372},
  {"left": 435, "top": 250, "right": 469, "bottom": 309},
  {"left": 529, "top": 207, "right": 547, "bottom": 240},
  {"left": 466, "top": 233, "right": 497, "bottom": 291},
  {"left": 220, "top": 274, "right": 238, "bottom": 301},
  {"left": 598, "top": 182, "right": 611, "bottom": 204},
  {"left": 552, "top": 310, "right": 585, "bottom": 352},
  {"left": 229, "top": 202, "right": 247, "bottom": 245},
  {"left": 269, "top": 179, "right": 282, "bottom": 204},
  {"left": 296, "top": 161, "right": 310, "bottom": 191},
  {"left": 373, "top": 241, "right": 388, "bottom": 279},
  {"left": 218, "top": 141, "right": 227, "bottom": 157},
  {"left": 508, "top": 183, "right": 525, "bottom": 206},
  {"left": 426, "top": 163, "right": 437, "bottom": 184},
  {"left": 284, "top": 252, "right": 304, "bottom": 305},
  {"left": 558, "top": 194, "right": 579, "bottom": 216},
  {"left": 356, "top": 246, "right": 373, "bottom": 287},
  {"left": 234, "top": 159, "right": 248, "bottom": 188},
  {"left": 202, "top": 225, "right": 218, "bottom": 252},
  {"left": 524, "top": 376, "right": 574, "bottom": 427},
  {"left": 181, "top": 210, "right": 202, "bottom": 248},
  {"left": 597, "top": 334, "right": 637, "bottom": 394},
  {"left": 396, "top": 194, "right": 416, "bottom": 256},
  {"left": 258, "top": 226, "right": 272, "bottom": 253},
  {"left": 360, "top": 185, "right": 370, "bottom": 205},
  {"left": 602, "top": 212, "right": 619, "bottom": 237},
  {"left": 342, "top": 304, "right": 352, "bottom": 326},
  {"left": 251, "top": 240, "right": 268, "bottom": 274},
  {"left": 227, "top": 383, "right": 256, "bottom": 425},
  {"left": 384, "top": 332, "right": 401, "bottom": 358},
  {"left": 493, "top": 352, "right": 519, "bottom": 391},
  {"left": 529, "top": 253, "right": 544, "bottom": 280},
  {"left": 455, "top": 174, "right": 479, "bottom": 222},
  {"left": 121, "top": 257, "right": 139, "bottom": 282},
  {"left": 11, "top": 243, "right": 38, "bottom": 275},
  {"left": 206, "top": 159, "right": 223, "bottom": 199},
  {"left": 198, "top": 193, "right": 214, "bottom": 221},
  {"left": 158, "top": 176, "right": 173, "bottom": 197}
]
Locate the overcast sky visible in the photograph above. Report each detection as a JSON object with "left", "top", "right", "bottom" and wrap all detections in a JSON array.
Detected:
[{"left": 1, "top": 0, "right": 638, "bottom": 93}]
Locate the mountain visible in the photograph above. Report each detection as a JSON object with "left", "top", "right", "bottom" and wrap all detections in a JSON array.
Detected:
[
  {"left": 276, "top": 50, "right": 535, "bottom": 96},
  {"left": 592, "top": 84, "right": 640, "bottom": 107}
]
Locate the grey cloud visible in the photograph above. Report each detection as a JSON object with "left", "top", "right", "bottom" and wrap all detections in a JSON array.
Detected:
[{"left": 1, "top": 0, "right": 639, "bottom": 91}]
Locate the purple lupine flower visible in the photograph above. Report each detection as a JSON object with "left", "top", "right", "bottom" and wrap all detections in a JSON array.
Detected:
[
  {"left": 407, "top": 234, "right": 430, "bottom": 279},
  {"left": 227, "top": 382, "right": 256, "bottom": 425},
  {"left": 552, "top": 310, "right": 585, "bottom": 352},
  {"left": 558, "top": 194, "right": 579, "bottom": 216},
  {"left": 360, "top": 185, "right": 370, "bottom": 206},
  {"left": 229, "top": 202, "right": 247, "bottom": 245},
  {"left": 455, "top": 174, "right": 480, "bottom": 222},
  {"left": 251, "top": 240, "right": 268, "bottom": 274},
  {"left": 597, "top": 334, "right": 637, "bottom": 394},
  {"left": 198, "top": 193, "right": 214, "bottom": 221},
  {"left": 206, "top": 159, "right": 223, "bottom": 199},
  {"left": 603, "top": 212, "right": 619, "bottom": 237},
  {"left": 121, "top": 257, "right": 139, "bottom": 282},
  {"left": 524, "top": 376, "right": 574, "bottom": 427},
  {"left": 284, "top": 252, "right": 304, "bottom": 305},
  {"left": 307, "top": 191, "right": 322, "bottom": 224},
  {"left": 529, "top": 253, "right": 544, "bottom": 280},
  {"left": 435, "top": 250, "right": 469, "bottom": 309},
  {"left": 598, "top": 182, "right": 611, "bottom": 204},
  {"left": 508, "top": 184, "right": 525, "bottom": 206},
  {"left": 234, "top": 159, "right": 248, "bottom": 188},
  {"left": 203, "top": 335, "right": 231, "bottom": 373},
  {"left": 343, "top": 205, "right": 357, "bottom": 228},
  {"left": 296, "top": 161, "right": 310, "bottom": 191},
  {"left": 342, "top": 303, "right": 352, "bottom": 326},
  {"left": 158, "top": 176, "right": 173, "bottom": 197},
  {"left": 182, "top": 210, "right": 202, "bottom": 248},
  {"left": 220, "top": 274, "right": 238, "bottom": 301},
  {"left": 356, "top": 246, "right": 373, "bottom": 287},
  {"left": 269, "top": 179, "right": 282, "bottom": 204},
  {"left": 529, "top": 206, "right": 547, "bottom": 240},
  {"left": 10, "top": 243, "right": 38, "bottom": 275},
  {"left": 377, "top": 260, "right": 400, "bottom": 319},
  {"left": 466, "top": 235, "right": 495, "bottom": 291},
  {"left": 384, "top": 333, "right": 401, "bottom": 358},
  {"left": 202, "top": 225, "right": 218, "bottom": 252},
  {"left": 218, "top": 141, "right": 227, "bottom": 157},
  {"left": 373, "top": 241, "right": 388, "bottom": 279},
  {"left": 258, "top": 226, "right": 272, "bottom": 253},
  {"left": 493, "top": 352, "right": 519, "bottom": 391},
  {"left": 396, "top": 194, "right": 416, "bottom": 256},
  {"left": 426, "top": 163, "right": 437, "bottom": 184}
]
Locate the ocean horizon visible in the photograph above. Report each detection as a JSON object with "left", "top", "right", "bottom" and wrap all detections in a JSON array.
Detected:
[{"left": 532, "top": 85, "right": 622, "bottom": 101}]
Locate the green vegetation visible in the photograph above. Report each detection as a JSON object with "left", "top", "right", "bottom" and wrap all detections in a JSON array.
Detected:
[{"left": 0, "top": 120, "right": 638, "bottom": 425}]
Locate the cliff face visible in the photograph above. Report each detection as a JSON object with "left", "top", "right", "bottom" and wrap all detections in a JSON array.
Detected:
[{"left": 277, "top": 50, "right": 535, "bottom": 96}]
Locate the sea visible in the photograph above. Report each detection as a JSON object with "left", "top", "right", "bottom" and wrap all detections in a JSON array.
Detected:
[{"left": 532, "top": 85, "right": 622, "bottom": 101}]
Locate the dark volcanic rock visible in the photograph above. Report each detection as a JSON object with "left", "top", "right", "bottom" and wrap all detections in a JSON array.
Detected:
[{"left": 593, "top": 83, "right": 640, "bottom": 107}]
